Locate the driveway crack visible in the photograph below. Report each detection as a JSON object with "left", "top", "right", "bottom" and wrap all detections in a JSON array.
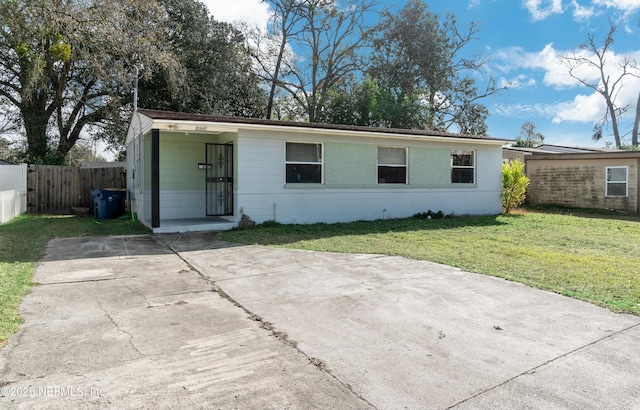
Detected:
[
  {"left": 446, "top": 320, "right": 640, "bottom": 409},
  {"left": 96, "top": 300, "right": 145, "bottom": 358},
  {"left": 161, "top": 238, "right": 378, "bottom": 410},
  {"left": 38, "top": 277, "right": 136, "bottom": 286}
]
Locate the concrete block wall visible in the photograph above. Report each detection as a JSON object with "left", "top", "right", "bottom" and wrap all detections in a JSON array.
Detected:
[{"left": 525, "top": 156, "right": 639, "bottom": 214}]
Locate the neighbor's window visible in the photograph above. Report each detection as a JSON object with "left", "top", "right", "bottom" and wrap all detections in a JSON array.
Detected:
[
  {"left": 606, "top": 166, "right": 628, "bottom": 197},
  {"left": 378, "top": 146, "right": 407, "bottom": 184},
  {"left": 451, "top": 150, "right": 475, "bottom": 184},
  {"left": 286, "top": 142, "right": 323, "bottom": 183}
]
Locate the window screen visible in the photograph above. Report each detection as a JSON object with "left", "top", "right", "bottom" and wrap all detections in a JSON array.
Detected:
[
  {"left": 451, "top": 150, "right": 475, "bottom": 184},
  {"left": 286, "top": 142, "right": 322, "bottom": 183},
  {"left": 378, "top": 147, "right": 407, "bottom": 184},
  {"left": 606, "top": 166, "right": 628, "bottom": 197}
]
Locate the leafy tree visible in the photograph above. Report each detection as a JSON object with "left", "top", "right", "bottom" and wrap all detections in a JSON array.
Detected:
[
  {"left": 502, "top": 159, "right": 530, "bottom": 215},
  {"left": 0, "top": 0, "right": 177, "bottom": 164},
  {"left": 561, "top": 20, "right": 639, "bottom": 149},
  {"left": 317, "top": 76, "right": 426, "bottom": 128},
  {"left": 367, "top": 0, "right": 501, "bottom": 133},
  {"left": 514, "top": 121, "right": 545, "bottom": 148},
  {"left": 138, "top": 0, "right": 266, "bottom": 118}
]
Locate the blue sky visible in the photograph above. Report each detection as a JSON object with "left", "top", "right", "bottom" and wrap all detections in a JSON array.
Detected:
[{"left": 206, "top": 0, "right": 640, "bottom": 147}]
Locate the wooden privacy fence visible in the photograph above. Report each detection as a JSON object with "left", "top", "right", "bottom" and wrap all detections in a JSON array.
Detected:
[{"left": 27, "top": 165, "right": 126, "bottom": 214}]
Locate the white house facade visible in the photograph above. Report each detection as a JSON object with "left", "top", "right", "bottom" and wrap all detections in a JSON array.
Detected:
[{"left": 125, "top": 109, "right": 509, "bottom": 233}]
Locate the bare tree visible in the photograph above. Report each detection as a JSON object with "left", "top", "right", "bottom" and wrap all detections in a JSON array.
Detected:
[
  {"left": 561, "top": 20, "right": 640, "bottom": 149},
  {"left": 263, "top": 0, "right": 377, "bottom": 123},
  {"left": 247, "top": 0, "right": 304, "bottom": 119}
]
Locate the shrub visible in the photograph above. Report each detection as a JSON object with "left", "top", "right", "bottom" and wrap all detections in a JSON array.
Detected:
[
  {"left": 413, "top": 210, "right": 452, "bottom": 220},
  {"left": 502, "top": 159, "right": 530, "bottom": 214},
  {"left": 259, "top": 220, "right": 282, "bottom": 228}
]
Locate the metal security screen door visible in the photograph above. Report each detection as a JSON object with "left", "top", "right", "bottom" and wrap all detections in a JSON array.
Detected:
[{"left": 206, "top": 143, "right": 234, "bottom": 216}]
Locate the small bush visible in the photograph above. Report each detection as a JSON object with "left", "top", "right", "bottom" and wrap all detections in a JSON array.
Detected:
[
  {"left": 502, "top": 159, "right": 530, "bottom": 214},
  {"left": 413, "top": 210, "right": 451, "bottom": 220},
  {"left": 259, "top": 220, "right": 282, "bottom": 228}
]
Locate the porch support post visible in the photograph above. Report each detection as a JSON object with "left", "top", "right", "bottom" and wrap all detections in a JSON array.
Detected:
[{"left": 151, "top": 128, "right": 160, "bottom": 228}]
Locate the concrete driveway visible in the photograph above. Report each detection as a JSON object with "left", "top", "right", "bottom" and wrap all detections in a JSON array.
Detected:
[{"left": 1, "top": 232, "right": 639, "bottom": 409}]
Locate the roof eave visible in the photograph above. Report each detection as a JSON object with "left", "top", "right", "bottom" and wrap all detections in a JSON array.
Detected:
[{"left": 131, "top": 109, "right": 511, "bottom": 145}]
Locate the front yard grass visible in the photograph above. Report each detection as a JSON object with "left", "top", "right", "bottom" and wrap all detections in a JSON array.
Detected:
[
  {"left": 0, "top": 214, "right": 149, "bottom": 345},
  {"left": 222, "top": 208, "right": 640, "bottom": 315}
]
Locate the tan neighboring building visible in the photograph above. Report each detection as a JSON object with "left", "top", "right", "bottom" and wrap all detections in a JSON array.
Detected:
[{"left": 524, "top": 151, "right": 640, "bottom": 215}]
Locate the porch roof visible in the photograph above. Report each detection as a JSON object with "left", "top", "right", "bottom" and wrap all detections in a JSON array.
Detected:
[{"left": 127, "top": 108, "right": 512, "bottom": 146}]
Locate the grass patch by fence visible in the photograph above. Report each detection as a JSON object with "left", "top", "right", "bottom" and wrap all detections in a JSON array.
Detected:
[
  {"left": 0, "top": 214, "right": 149, "bottom": 345},
  {"left": 222, "top": 208, "right": 640, "bottom": 315}
]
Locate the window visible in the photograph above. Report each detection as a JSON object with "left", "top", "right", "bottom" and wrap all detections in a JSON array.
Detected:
[
  {"left": 606, "top": 166, "right": 628, "bottom": 197},
  {"left": 451, "top": 150, "right": 475, "bottom": 184},
  {"left": 286, "top": 142, "right": 322, "bottom": 183},
  {"left": 378, "top": 147, "right": 407, "bottom": 184}
]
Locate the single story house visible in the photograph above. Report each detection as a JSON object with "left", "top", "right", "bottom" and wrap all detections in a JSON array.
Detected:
[
  {"left": 525, "top": 151, "right": 640, "bottom": 215},
  {"left": 125, "top": 109, "right": 510, "bottom": 233}
]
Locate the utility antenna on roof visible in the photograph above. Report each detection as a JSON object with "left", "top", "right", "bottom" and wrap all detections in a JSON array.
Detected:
[{"left": 133, "top": 66, "right": 139, "bottom": 112}]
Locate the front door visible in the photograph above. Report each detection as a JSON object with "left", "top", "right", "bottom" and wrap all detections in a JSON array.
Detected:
[{"left": 206, "top": 143, "right": 233, "bottom": 216}]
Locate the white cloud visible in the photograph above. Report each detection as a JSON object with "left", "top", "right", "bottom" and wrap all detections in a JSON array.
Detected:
[
  {"left": 494, "top": 43, "right": 640, "bottom": 90},
  {"left": 493, "top": 44, "right": 578, "bottom": 87},
  {"left": 201, "top": 0, "right": 271, "bottom": 28},
  {"left": 500, "top": 74, "right": 537, "bottom": 88},
  {"left": 551, "top": 93, "right": 606, "bottom": 123},
  {"left": 537, "top": 44, "right": 578, "bottom": 88},
  {"left": 523, "top": 0, "right": 563, "bottom": 21},
  {"left": 571, "top": 0, "right": 597, "bottom": 21},
  {"left": 553, "top": 75, "right": 640, "bottom": 123},
  {"left": 492, "top": 102, "right": 563, "bottom": 119},
  {"left": 593, "top": 0, "right": 640, "bottom": 14},
  {"left": 524, "top": 0, "right": 640, "bottom": 21},
  {"left": 494, "top": 41, "right": 640, "bottom": 124}
]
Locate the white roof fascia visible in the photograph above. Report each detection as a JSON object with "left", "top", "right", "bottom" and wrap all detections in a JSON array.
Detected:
[{"left": 129, "top": 115, "right": 507, "bottom": 147}]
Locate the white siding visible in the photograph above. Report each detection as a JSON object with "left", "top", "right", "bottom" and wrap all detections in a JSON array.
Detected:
[
  {"left": 127, "top": 132, "right": 149, "bottom": 225},
  {"left": 238, "top": 189, "right": 501, "bottom": 224},
  {"left": 129, "top": 124, "right": 504, "bottom": 230},
  {"left": 159, "top": 190, "right": 206, "bottom": 219},
  {"left": 235, "top": 133, "right": 503, "bottom": 225},
  {"left": 0, "top": 164, "right": 27, "bottom": 224},
  {"left": 0, "top": 190, "right": 24, "bottom": 225}
]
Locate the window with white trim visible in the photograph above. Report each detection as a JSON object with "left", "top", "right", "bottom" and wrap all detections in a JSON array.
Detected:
[
  {"left": 286, "top": 142, "right": 323, "bottom": 183},
  {"left": 606, "top": 166, "right": 628, "bottom": 197},
  {"left": 451, "top": 150, "right": 475, "bottom": 184},
  {"left": 378, "top": 146, "right": 407, "bottom": 184}
]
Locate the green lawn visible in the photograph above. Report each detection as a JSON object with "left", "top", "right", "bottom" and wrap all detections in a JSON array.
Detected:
[
  {"left": 2, "top": 209, "right": 638, "bottom": 346},
  {"left": 222, "top": 208, "right": 640, "bottom": 315},
  {"left": 0, "top": 214, "right": 149, "bottom": 345}
]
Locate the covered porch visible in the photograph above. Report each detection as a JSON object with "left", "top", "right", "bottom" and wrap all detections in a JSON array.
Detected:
[{"left": 127, "top": 111, "right": 241, "bottom": 233}]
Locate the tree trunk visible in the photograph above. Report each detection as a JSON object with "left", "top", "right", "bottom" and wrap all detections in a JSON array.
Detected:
[
  {"left": 632, "top": 92, "right": 640, "bottom": 147},
  {"left": 605, "top": 96, "right": 622, "bottom": 149},
  {"left": 21, "top": 97, "right": 50, "bottom": 162},
  {"left": 267, "top": 37, "right": 287, "bottom": 120}
]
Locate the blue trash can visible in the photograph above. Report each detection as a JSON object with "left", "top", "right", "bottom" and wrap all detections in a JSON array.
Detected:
[{"left": 92, "top": 189, "right": 126, "bottom": 220}]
